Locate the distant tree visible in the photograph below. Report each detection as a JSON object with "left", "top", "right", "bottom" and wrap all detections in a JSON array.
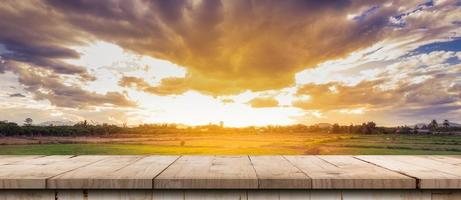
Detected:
[
  {"left": 360, "top": 121, "right": 377, "bottom": 134},
  {"left": 24, "top": 118, "right": 33, "bottom": 126},
  {"left": 0, "top": 121, "right": 22, "bottom": 136},
  {"left": 331, "top": 123, "right": 340, "bottom": 133},
  {"left": 413, "top": 125, "right": 419, "bottom": 134},
  {"left": 367, "top": 121, "right": 376, "bottom": 129},
  {"left": 443, "top": 120, "right": 450, "bottom": 128},
  {"left": 428, "top": 119, "right": 438, "bottom": 131}
]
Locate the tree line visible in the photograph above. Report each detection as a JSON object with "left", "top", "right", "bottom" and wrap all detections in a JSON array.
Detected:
[
  {"left": 0, "top": 120, "right": 121, "bottom": 137},
  {"left": 0, "top": 118, "right": 459, "bottom": 137}
]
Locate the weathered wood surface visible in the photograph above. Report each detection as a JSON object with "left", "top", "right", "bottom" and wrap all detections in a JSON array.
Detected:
[
  {"left": 0, "top": 156, "right": 106, "bottom": 188},
  {"left": 285, "top": 156, "right": 415, "bottom": 189},
  {"left": 48, "top": 156, "right": 179, "bottom": 189},
  {"left": 356, "top": 156, "right": 461, "bottom": 189},
  {"left": 1, "top": 155, "right": 461, "bottom": 189},
  {"left": 154, "top": 156, "right": 258, "bottom": 189},
  {"left": 0, "top": 155, "right": 43, "bottom": 165},
  {"left": 249, "top": 156, "right": 311, "bottom": 189}
]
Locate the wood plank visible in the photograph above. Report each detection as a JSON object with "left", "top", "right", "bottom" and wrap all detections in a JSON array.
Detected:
[
  {"left": 432, "top": 191, "right": 461, "bottom": 200},
  {"left": 0, "top": 156, "right": 105, "bottom": 189},
  {"left": 153, "top": 190, "right": 185, "bottom": 200},
  {"left": 55, "top": 190, "right": 84, "bottom": 200},
  {"left": 389, "top": 156, "right": 461, "bottom": 177},
  {"left": 249, "top": 156, "right": 311, "bottom": 188},
  {"left": 247, "top": 190, "right": 279, "bottom": 200},
  {"left": 248, "top": 190, "right": 343, "bottom": 200},
  {"left": 307, "top": 191, "right": 343, "bottom": 200},
  {"left": 0, "top": 155, "right": 43, "bottom": 165},
  {"left": 12, "top": 155, "right": 73, "bottom": 165},
  {"left": 87, "top": 190, "right": 154, "bottom": 200},
  {"left": 341, "top": 190, "right": 431, "bottom": 200},
  {"left": 284, "top": 156, "right": 415, "bottom": 189},
  {"left": 185, "top": 190, "right": 246, "bottom": 200},
  {"left": 423, "top": 156, "right": 461, "bottom": 165},
  {"left": 154, "top": 156, "right": 258, "bottom": 189},
  {"left": 0, "top": 190, "right": 55, "bottom": 200},
  {"left": 356, "top": 156, "right": 461, "bottom": 189},
  {"left": 48, "top": 156, "right": 178, "bottom": 189}
]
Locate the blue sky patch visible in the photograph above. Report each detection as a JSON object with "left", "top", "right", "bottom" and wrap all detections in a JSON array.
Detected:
[{"left": 413, "top": 38, "right": 461, "bottom": 54}]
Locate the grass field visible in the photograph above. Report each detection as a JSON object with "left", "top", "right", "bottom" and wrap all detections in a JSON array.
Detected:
[{"left": 1, "top": 133, "right": 461, "bottom": 155}]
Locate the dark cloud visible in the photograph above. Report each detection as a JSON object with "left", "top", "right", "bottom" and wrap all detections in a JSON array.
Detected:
[
  {"left": 0, "top": 1, "right": 92, "bottom": 79},
  {"left": 11, "top": 66, "right": 135, "bottom": 108},
  {"left": 397, "top": 104, "right": 461, "bottom": 117},
  {"left": 0, "top": 40, "right": 88, "bottom": 75},
  {"left": 9, "top": 93, "right": 26, "bottom": 98}
]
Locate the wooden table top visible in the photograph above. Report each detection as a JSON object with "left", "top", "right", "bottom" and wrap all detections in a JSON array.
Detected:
[{"left": 0, "top": 155, "right": 460, "bottom": 189}]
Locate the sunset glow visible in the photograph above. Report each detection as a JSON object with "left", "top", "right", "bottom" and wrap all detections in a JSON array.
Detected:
[{"left": 0, "top": 0, "right": 460, "bottom": 127}]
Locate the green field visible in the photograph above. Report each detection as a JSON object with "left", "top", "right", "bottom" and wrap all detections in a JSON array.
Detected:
[{"left": 1, "top": 133, "right": 461, "bottom": 155}]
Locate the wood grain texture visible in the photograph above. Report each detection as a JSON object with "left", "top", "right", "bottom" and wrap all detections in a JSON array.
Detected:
[
  {"left": 356, "top": 156, "right": 461, "bottom": 189},
  {"left": 284, "top": 156, "right": 415, "bottom": 189},
  {"left": 154, "top": 156, "right": 258, "bottom": 189},
  {"left": 49, "top": 156, "right": 178, "bottom": 189},
  {"left": 0, "top": 156, "right": 105, "bottom": 189},
  {"left": 249, "top": 156, "right": 311, "bottom": 189},
  {"left": 423, "top": 156, "right": 461, "bottom": 166},
  {"left": 0, "top": 155, "right": 43, "bottom": 165}
]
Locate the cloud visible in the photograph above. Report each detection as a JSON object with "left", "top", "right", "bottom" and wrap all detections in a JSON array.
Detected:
[
  {"left": 40, "top": 0, "right": 417, "bottom": 95},
  {"left": 0, "top": 106, "right": 139, "bottom": 125},
  {"left": 248, "top": 97, "right": 279, "bottom": 108},
  {"left": 9, "top": 93, "right": 25, "bottom": 98},
  {"left": 294, "top": 58, "right": 461, "bottom": 112},
  {"left": 293, "top": 80, "right": 398, "bottom": 110},
  {"left": 0, "top": 0, "right": 460, "bottom": 125},
  {"left": 10, "top": 65, "right": 136, "bottom": 108},
  {"left": 119, "top": 76, "right": 188, "bottom": 96},
  {"left": 0, "top": 1, "right": 93, "bottom": 80},
  {"left": 1, "top": 0, "right": 459, "bottom": 96}
]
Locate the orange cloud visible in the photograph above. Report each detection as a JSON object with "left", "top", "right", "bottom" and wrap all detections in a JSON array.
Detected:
[
  {"left": 44, "top": 0, "right": 402, "bottom": 95},
  {"left": 294, "top": 76, "right": 461, "bottom": 111},
  {"left": 119, "top": 76, "right": 188, "bottom": 96},
  {"left": 248, "top": 97, "right": 279, "bottom": 108}
]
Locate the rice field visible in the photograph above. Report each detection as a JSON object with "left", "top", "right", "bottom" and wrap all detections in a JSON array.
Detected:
[{"left": 1, "top": 133, "right": 460, "bottom": 155}]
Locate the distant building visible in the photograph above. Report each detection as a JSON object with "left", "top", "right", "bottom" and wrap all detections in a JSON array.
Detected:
[{"left": 219, "top": 121, "right": 224, "bottom": 128}]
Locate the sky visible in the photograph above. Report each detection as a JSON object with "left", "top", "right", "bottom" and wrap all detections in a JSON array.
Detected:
[{"left": 0, "top": 0, "right": 460, "bottom": 127}]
